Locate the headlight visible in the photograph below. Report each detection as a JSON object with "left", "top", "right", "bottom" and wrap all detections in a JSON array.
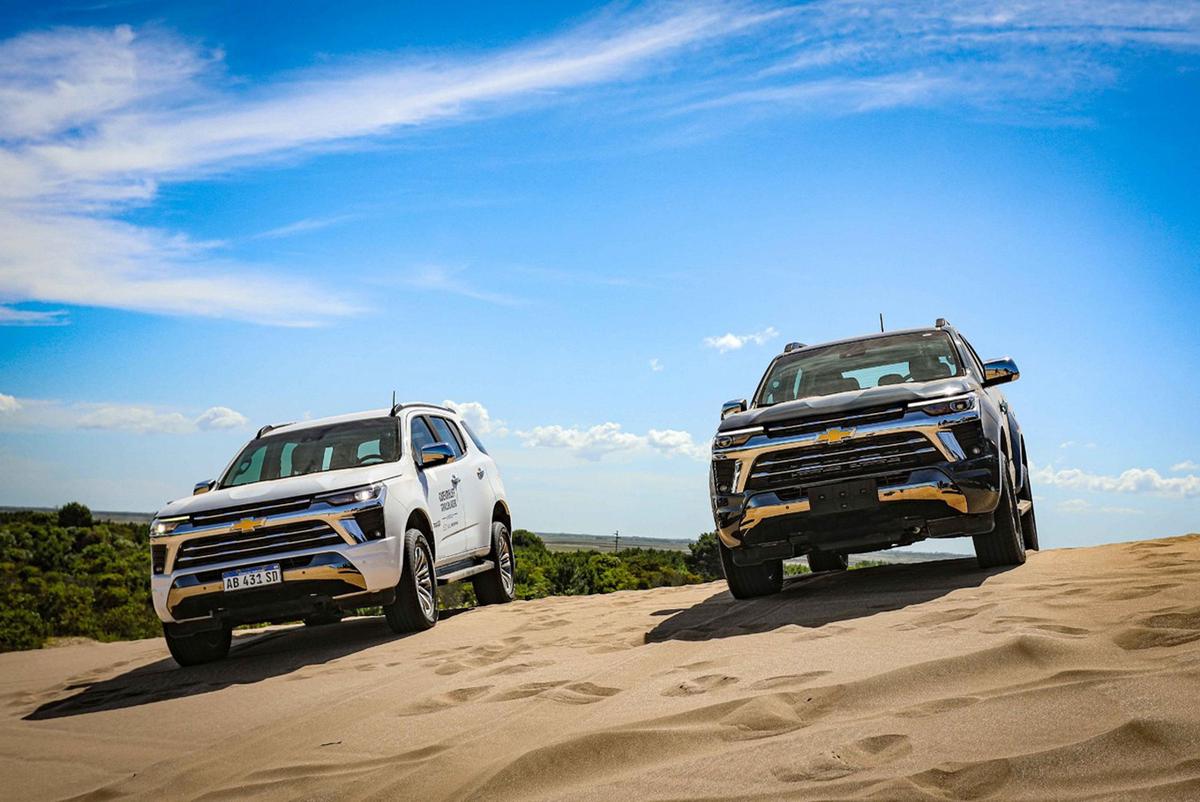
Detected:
[
  {"left": 911, "top": 393, "right": 976, "bottom": 416},
  {"left": 150, "top": 516, "right": 187, "bottom": 537},
  {"left": 317, "top": 483, "right": 383, "bottom": 506},
  {"left": 713, "top": 427, "right": 763, "bottom": 450}
]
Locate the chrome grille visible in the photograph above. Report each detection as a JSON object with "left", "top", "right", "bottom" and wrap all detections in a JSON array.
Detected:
[
  {"left": 764, "top": 405, "right": 906, "bottom": 438},
  {"left": 189, "top": 495, "right": 314, "bottom": 526},
  {"left": 747, "top": 432, "right": 939, "bottom": 492},
  {"left": 174, "top": 520, "right": 344, "bottom": 570}
]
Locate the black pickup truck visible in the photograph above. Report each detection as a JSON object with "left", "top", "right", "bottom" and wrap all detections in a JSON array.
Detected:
[{"left": 709, "top": 320, "right": 1038, "bottom": 599}]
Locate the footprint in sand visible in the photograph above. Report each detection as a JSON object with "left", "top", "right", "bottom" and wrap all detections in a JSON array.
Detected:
[
  {"left": 773, "top": 733, "right": 913, "bottom": 782},
  {"left": 662, "top": 674, "right": 740, "bottom": 697},
  {"left": 748, "top": 671, "right": 831, "bottom": 690},
  {"left": 397, "top": 685, "right": 493, "bottom": 716},
  {"left": 909, "top": 758, "right": 1013, "bottom": 799},
  {"left": 489, "top": 680, "right": 621, "bottom": 704}
]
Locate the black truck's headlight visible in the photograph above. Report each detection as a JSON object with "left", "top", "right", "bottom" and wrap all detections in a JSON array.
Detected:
[
  {"left": 713, "top": 427, "right": 763, "bottom": 450},
  {"left": 317, "top": 483, "right": 383, "bottom": 506},
  {"left": 911, "top": 393, "right": 976, "bottom": 416}
]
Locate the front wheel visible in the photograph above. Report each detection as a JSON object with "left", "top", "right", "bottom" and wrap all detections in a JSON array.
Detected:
[
  {"left": 473, "top": 521, "right": 516, "bottom": 605},
  {"left": 719, "top": 539, "right": 783, "bottom": 599},
  {"left": 384, "top": 529, "right": 438, "bottom": 634},
  {"left": 973, "top": 455, "right": 1026, "bottom": 569},
  {"left": 163, "top": 623, "right": 231, "bottom": 667}
]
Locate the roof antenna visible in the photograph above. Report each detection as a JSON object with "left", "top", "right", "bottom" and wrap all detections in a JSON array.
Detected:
[
  {"left": 879, "top": 313, "right": 885, "bottom": 332},
  {"left": 391, "top": 389, "right": 396, "bottom": 408}
]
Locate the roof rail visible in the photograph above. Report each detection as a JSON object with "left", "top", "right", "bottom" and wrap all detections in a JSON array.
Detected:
[
  {"left": 390, "top": 402, "right": 455, "bottom": 417},
  {"left": 256, "top": 422, "right": 293, "bottom": 438},
  {"left": 935, "top": 318, "right": 950, "bottom": 328},
  {"left": 783, "top": 341, "right": 806, "bottom": 353}
]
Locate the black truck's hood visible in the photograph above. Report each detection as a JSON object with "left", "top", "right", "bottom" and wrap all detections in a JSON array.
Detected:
[{"left": 718, "top": 377, "right": 974, "bottom": 432}]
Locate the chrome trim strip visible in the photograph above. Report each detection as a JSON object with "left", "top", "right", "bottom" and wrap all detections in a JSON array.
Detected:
[
  {"left": 175, "top": 533, "right": 344, "bottom": 567},
  {"left": 166, "top": 558, "right": 369, "bottom": 615}
]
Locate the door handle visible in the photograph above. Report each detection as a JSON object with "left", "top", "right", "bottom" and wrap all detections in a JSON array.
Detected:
[{"left": 476, "top": 467, "right": 485, "bottom": 479}]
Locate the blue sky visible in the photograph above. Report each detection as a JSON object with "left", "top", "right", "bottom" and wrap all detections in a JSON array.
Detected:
[{"left": 1, "top": 1, "right": 1198, "bottom": 550}]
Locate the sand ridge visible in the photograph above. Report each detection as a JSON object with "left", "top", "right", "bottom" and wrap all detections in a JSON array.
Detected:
[{"left": 3, "top": 535, "right": 1200, "bottom": 800}]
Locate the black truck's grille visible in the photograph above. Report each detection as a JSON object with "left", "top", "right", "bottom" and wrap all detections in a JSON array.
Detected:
[
  {"left": 712, "top": 459, "right": 737, "bottom": 493},
  {"left": 174, "top": 520, "right": 345, "bottom": 570},
  {"left": 746, "top": 432, "right": 940, "bottom": 492},
  {"left": 764, "top": 405, "right": 906, "bottom": 438}
]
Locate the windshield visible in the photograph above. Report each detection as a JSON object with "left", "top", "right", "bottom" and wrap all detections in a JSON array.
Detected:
[
  {"left": 220, "top": 418, "right": 401, "bottom": 488},
  {"left": 755, "top": 331, "right": 962, "bottom": 407}
]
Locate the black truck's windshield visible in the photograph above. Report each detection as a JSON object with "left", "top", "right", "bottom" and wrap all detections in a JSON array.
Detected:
[
  {"left": 220, "top": 418, "right": 401, "bottom": 488},
  {"left": 755, "top": 331, "right": 962, "bottom": 407}
]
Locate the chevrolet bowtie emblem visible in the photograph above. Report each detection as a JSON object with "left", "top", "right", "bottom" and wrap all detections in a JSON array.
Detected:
[
  {"left": 816, "top": 427, "right": 855, "bottom": 444},
  {"left": 232, "top": 517, "right": 266, "bottom": 534}
]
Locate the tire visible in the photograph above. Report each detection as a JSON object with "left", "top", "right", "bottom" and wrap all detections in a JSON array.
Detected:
[
  {"left": 807, "top": 551, "right": 849, "bottom": 572},
  {"left": 1019, "top": 452, "right": 1040, "bottom": 552},
  {"left": 719, "top": 539, "right": 784, "bottom": 599},
  {"left": 473, "top": 521, "right": 516, "bottom": 605},
  {"left": 303, "top": 611, "right": 344, "bottom": 627},
  {"left": 973, "top": 455, "right": 1026, "bottom": 569},
  {"left": 163, "top": 623, "right": 231, "bottom": 667},
  {"left": 384, "top": 529, "right": 438, "bottom": 634}
]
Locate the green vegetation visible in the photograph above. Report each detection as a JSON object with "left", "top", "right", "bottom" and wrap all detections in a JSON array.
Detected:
[
  {"left": 0, "top": 505, "right": 159, "bottom": 652},
  {"left": 0, "top": 507, "right": 724, "bottom": 653}
]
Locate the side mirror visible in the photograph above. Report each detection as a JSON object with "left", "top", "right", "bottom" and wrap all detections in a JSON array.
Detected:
[
  {"left": 420, "top": 442, "right": 456, "bottom": 468},
  {"left": 982, "top": 358, "right": 1020, "bottom": 387},
  {"left": 193, "top": 480, "right": 215, "bottom": 495},
  {"left": 721, "top": 399, "right": 748, "bottom": 420}
]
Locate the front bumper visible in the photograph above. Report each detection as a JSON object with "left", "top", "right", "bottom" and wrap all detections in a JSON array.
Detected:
[
  {"left": 150, "top": 493, "right": 402, "bottom": 625},
  {"left": 711, "top": 407, "right": 1001, "bottom": 555}
]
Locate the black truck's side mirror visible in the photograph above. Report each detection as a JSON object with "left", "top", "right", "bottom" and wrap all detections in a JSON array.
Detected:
[{"left": 982, "top": 358, "right": 1020, "bottom": 387}]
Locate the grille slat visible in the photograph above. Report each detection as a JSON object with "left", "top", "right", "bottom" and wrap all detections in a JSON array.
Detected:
[
  {"left": 175, "top": 520, "right": 344, "bottom": 570},
  {"left": 765, "top": 405, "right": 905, "bottom": 438},
  {"left": 190, "top": 495, "right": 314, "bottom": 526},
  {"left": 747, "top": 431, "right": 941, "bottom": 492}
]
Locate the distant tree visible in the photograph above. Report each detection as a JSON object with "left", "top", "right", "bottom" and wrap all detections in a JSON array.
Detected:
[
  {"left": 57, "top": 502, "right": 93, "bottom": 528},
  {"left": 685, "top": 531, "right": 723, "bottom": 581}
]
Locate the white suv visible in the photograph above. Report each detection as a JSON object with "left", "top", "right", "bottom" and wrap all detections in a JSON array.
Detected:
[{"left": 148, "top": 403, "right": 514, "bottom": 666}]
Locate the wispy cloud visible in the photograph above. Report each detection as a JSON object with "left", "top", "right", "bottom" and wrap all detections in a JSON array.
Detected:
[
  {"left": 1033, "top": 463, "right": 1200, "bottom": 498},
  {"left": 516, "top": 421, "right": 706, "bottom": 460},
  {"left": 0, "top": 5, "right": 765, "bottom": 324},
  {"left": 250, "top": 216, "right": 355, "bottom": 241},
  {"left": 0, "top": 393, "right": 249, "bottom": 434},
  {"left": 0, "top": 304, "right": 68, "bottom": 326},
  {"left": 1172, "top": 460, "right": 1200, "bottom": 473},
  {"left": 703, "top": 325, "right": 779, "bottom": 353},
  {"left": 1057, "top": 498, "right": 1140, "bottom": 515},
  {"left": 649, "top": 358, "right": 664, "bottom": 372},
  {"left": 403, "top": 265, "right": 526, "bottom": 306}
]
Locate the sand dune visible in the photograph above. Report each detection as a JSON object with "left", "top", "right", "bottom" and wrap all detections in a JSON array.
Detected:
[{"left": 4, "top": 535, "right": 1200, "bottom": 800}]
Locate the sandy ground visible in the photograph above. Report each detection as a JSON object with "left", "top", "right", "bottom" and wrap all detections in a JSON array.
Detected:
[{"left": 4, "top": 535, "right": 1200, "bottom": 801}]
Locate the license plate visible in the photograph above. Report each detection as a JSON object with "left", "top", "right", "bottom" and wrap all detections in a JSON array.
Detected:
[
  {"left": 222, "top": 563, "right": 282, "bottom": 592},
  {"left": 807, "top": 478, "right": 879, "bottom": 515}
]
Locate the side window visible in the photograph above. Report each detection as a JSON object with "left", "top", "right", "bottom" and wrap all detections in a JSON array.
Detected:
[
  {"left": 411, "top": 416, "right": 437, "bottom": 457},
  {"left": 430, "top": 417, "right": 465, "bottom": 459},
  {"left": 462, "top": 421, "right": 489, "bottom": 455}
]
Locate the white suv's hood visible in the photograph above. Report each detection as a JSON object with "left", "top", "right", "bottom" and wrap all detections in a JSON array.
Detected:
[{"left": 155, "top": 463, "right": 406, "bottom": 518}]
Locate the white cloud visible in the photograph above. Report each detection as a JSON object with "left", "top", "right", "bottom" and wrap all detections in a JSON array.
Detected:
[
  {"left": 649, "top": 358, "right": 664, "bottom": 372},
  {"left": 444, "top": 400, "right": 508, "bottom": 437},
  {"left": 0, "top": 305, "right": 68, "bottom": 326},
  {"left": 0, "top": 395, "right": 250, "bottom": 434},
  {"left": 516, "top": 421, "right": 705, "bottom": 461},
  {"left": 194, "top": 406, "right": 250, "bottom": 430},
  {"left": 0, "top": 7, "right": 759, "bottom": 324},
  {"left": 703, "top": 326, "right": 779, "bottom": 353},
  {"left": 250, "top": 216, "right": 354, "bottom": 240},
  {"left": 1172, "top": 460, "right": 1200, "bottom": 473},
  {"left": 1032, "top": 464, "right": 1200, "bottom": 498}
]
